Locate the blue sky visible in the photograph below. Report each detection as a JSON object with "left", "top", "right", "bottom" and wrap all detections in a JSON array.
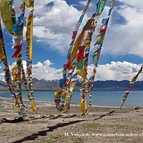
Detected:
[{"left": 1, "top": 0, "right": 143, "bottom": 81}]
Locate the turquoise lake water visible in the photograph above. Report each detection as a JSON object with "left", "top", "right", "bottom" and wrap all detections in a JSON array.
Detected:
[{"left": 0, "top": 91, "right": 143, "bottom": 106}]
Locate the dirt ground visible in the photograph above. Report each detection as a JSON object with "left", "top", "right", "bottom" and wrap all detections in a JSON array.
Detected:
[{"left": 0, "top": 98, "right": 143, "bottom": 143}]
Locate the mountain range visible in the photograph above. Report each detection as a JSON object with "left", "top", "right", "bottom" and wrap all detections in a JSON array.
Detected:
[{"left": 0, "top": 78, "right": 143, "bottom": 91}]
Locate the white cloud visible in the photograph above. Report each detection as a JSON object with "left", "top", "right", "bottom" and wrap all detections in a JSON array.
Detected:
[
  {"left": 0, "top": 72, "right": 4, "bottom": 81},
  {"left": 118, "top": 0, "right": 143, "bottom": 8},
  {"left": 0, "top": 59, "right": 62, "bottom": 82},
  {"left": 79, "top": 0, "right": 93, "bottom": 8},
  {"left": 18, "top": 60, "right": 62, "bottom": 81},
  {"left": 88, "top": 61, "right": 143, "bottom": 81},
  {"left": 33, "top": 0, "right": 83, "bottom": 53},
  {"left": 0, "top": 65, "right": 5, "bottom": 81},
  {"left": 102, "top": 4, "right": 143, "bottom": 57},
  {"left": 32, "top": 60, "right": 62, "bottom": 80},
  {"left": 79, "top": 1, "right": 87, "bottom": 6}
]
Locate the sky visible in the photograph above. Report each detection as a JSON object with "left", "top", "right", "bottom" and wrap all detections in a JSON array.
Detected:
[{"left": 1, "top": 0, "right": 143, "bottom": 81}]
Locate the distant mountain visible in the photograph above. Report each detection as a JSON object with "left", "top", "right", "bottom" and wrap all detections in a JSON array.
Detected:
[
  {"left": 0, "top": 78, "right": 143, "bottom": 91},
  {"left": 32, "top": 78, "right": 59, "bottom": 90},
  {"left": 93, "top": 80, "right": 129, "bottom": 90}
]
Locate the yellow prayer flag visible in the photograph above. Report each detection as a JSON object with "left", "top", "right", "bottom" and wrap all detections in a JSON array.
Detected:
[
  {"left": 80, "top": 97, "right": 87, "bottom": 113},
  {"left": 25, "top": 0, "right": 34, "bottom": 8},
  {"left": 0, "top": 0, "right": 14, "bottom": 34}
]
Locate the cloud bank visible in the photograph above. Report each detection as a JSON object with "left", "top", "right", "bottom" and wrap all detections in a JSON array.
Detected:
[
  {"left": 103, "top": 2, "right": 143, "bottom": 57},
  {"left": 0, "top": 60, "right": 143, "bottom": 81}
]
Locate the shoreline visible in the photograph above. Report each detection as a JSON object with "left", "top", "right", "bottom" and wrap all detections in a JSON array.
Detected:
[{"left": 0, "top": 96, "right": 141, "bottom": 109}]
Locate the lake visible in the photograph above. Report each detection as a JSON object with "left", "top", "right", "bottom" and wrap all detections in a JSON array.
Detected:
[{"left": 0, "top": 90, "right": 143, "bottom": 106}]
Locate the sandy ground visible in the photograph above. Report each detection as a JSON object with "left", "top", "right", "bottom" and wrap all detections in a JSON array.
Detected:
[{"left": 0, "top": 98, "right": 143, "bottom": 143}]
